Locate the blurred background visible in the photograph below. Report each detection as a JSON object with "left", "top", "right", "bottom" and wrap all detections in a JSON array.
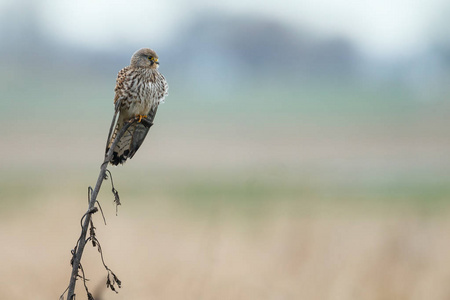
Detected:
[{"left": 1, "top": 0, "right": 450, "bottom": 299}]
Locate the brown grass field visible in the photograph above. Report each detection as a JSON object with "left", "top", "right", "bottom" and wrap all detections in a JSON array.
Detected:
[{"left": 1, "top": 190, "right": 450, "bottom": 300}]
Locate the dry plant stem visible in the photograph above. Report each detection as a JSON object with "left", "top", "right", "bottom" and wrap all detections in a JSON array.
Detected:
[{"left": 66, "top": 118, "right": 136, "bottom": 300}]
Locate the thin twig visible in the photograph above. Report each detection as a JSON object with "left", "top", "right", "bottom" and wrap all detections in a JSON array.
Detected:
[
  {"left": 79, "top": 263, "right": 94, "bottom": 300},
  {"left": 95, "top": 200, "right": 107, "bottom": 225},
  {"left": 66, "top": 117, "right": 137, "bottom": 300},
  {"left": 106, "top": 169, "right": 121, "bottom": 215},
  {"left": 59, "top": 286, "right": 69, "bottom": 300}
]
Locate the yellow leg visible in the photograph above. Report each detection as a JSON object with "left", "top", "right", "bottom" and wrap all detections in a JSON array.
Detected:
[{"left": 137, "top": 115, "right": 147, "bottom": 123}]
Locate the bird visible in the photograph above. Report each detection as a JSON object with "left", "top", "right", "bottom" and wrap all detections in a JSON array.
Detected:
[{"left": 105, "top": 48, "right": 169, "bottom": 165}]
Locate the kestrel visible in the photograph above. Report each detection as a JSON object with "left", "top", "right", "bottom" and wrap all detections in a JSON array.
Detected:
[{"left": 106, "top": 48, "right": 168, "bottom": 165}]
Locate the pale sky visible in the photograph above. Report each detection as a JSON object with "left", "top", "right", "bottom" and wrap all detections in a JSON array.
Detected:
[{"left": 22, "top": 0, "right": 450, "bottom": 58}]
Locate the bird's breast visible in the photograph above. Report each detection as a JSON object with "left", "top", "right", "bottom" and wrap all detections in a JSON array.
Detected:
[
  {"left": 128, "top": 96, "right": 153, "bottom": 116},
  {"left": 121, "top": 69, "right": 165, "bottom": 117}
]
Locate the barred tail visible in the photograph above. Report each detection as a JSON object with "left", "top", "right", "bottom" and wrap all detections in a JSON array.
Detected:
[
  {"left": 106, "top": 110, "right": 157, "bottom": 165},
  {"left": 106, "top": 118, "right": 135, "bottom": 165}
]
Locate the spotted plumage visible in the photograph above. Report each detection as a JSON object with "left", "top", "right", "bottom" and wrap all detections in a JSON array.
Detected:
[{"left": 106, "top": 48, "right": 168, "bottom": 165}]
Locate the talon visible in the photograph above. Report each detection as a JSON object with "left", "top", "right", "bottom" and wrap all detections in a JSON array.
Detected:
[{"left": 137, "top": 115, "right": 147, "bottom": 123}]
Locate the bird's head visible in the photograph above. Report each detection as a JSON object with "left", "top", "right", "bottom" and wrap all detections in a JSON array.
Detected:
[{"left": 130, "top": 48, "right": 160, "bottom": 69}]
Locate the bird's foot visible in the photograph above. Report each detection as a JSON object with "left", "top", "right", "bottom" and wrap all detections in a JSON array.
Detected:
[{"left": 136, "top": 115, "right": 147, "bottom": 123}]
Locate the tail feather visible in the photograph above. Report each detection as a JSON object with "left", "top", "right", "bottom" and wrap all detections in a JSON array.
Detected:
[
  {"left": 106, "top": 106, "right": 158, "bottom": 165},
  {"left": 108, "top": 121, "right": 136, "bottom": 165}
]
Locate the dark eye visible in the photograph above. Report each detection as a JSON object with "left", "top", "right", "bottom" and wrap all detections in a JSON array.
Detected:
[{"left": 148, "top": 56, "right": 153, "bottom": 60}]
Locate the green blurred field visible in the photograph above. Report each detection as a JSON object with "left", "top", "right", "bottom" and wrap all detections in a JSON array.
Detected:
[{"left": 1, "top": 65, "right": 450, "bottom": 299}]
